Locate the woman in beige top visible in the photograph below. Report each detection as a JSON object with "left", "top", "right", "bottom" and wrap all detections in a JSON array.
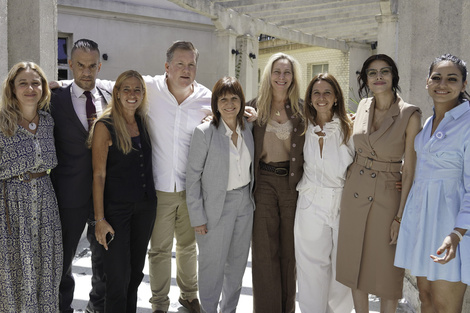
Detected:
[
  {"left": 248, "top": 53, "right": 304, "bottom": 313},
  {"left": 336, "top": 54, "right": 422, "bottom": 313}
]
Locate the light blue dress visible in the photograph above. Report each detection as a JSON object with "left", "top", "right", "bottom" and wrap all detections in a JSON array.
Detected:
[{"left": 395, "top": 101, "right": 470, "bottom": 284}]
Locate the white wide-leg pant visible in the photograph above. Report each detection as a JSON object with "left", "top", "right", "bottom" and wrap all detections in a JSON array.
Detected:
[{"left": 294, "top": 187, "right": 353, "bottom": 313}]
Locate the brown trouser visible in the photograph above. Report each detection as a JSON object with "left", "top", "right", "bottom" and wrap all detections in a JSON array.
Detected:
[{"left": 252, "top": 168, "right": 298, "bottom": 313}]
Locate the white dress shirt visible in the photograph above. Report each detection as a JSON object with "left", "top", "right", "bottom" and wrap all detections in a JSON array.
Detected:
[
  {"left": 144, "top": 74, "right": 212, "bottom": 192},
  {"left": 221, "top": 119, "right": 252, "bottom": 191},
  {"left": 95, "top": 74, "right": 212, "bottom": 192},
  {"left": 297, "top": 116, "right": 355, "bottom": 192},
  {"left": 70, "top": 82, "right": 105, "bottom": 130}
]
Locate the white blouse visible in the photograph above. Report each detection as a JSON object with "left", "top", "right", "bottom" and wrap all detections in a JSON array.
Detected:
[
  {"left": 221, "top": 119, "right": 252, "bottom": 191},
  {"left": 297, "top": 116, "right": 354, "bottom": 193}
]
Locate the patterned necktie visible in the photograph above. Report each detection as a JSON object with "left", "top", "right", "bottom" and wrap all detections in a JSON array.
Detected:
[{"left": 83, "top": 91, "right": 96, "bottom": 130}]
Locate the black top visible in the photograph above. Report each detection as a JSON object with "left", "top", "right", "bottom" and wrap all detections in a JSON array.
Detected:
[{"left": 100, "top": 115, "right": 156, "bottom": 203}]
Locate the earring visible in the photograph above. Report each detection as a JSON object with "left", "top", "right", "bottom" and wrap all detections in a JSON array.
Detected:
[{"left": 334, "top": 102, "right": 337, "bottom": 106}]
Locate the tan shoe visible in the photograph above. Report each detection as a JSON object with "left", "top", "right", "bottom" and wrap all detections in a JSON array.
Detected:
[{"left": 178, "top": 297, "right": 201, "bottom": 313}]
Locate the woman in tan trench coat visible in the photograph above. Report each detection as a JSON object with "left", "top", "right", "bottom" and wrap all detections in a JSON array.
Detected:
[{"left": 336, "top": 54, "right": 422, "bottom": 313}]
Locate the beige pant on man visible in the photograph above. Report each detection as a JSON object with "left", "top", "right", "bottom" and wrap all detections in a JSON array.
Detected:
[{"left": 148, "top": 190, "right": 198, "bottom": 312}]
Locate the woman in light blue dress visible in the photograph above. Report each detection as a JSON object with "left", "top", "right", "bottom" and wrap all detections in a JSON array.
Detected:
[{"left": 395, "top": 54, "right": 470, "bottom": 313}]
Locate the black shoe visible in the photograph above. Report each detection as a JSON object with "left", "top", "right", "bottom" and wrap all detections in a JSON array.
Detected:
[{"left": 86, "top": 304, "right": 103, "bottom": 313}]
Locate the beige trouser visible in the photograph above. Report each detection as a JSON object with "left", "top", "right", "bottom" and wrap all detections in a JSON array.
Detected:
[{"left": 148, "top": 190, "right": 198, "bottom": 312}]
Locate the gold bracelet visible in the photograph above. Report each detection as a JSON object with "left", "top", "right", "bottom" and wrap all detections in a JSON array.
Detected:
[{"left": 394, "top": 215, "right": 402, "bottom": 224}]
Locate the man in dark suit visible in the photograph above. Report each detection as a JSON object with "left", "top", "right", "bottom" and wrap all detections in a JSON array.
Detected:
[{"left": 51, "top": 39, "right": 111, "bottom": 313}]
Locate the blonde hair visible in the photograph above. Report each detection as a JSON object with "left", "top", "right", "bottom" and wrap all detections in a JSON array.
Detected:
[
  {"left": 88, "top": 70, "right": 148, "bottom": 154},
  {"left": 256, "top": 53, "right": 302, "bottom": 126},
  {"left": 0, "top": 62, "right": 50, "bottom": 137}
]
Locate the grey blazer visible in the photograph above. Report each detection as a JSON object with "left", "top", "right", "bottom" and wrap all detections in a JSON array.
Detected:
[{"left": 186, "top": 120, "right": 255, "bottom": 229}]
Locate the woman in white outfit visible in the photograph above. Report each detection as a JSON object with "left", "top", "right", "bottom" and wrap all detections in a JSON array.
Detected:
[{"left": 294, "top": 73, "right": 354, "bottom": 313}]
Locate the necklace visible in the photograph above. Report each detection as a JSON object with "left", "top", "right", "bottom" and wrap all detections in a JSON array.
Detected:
[
  {"left": 24, "top": 112, "right": 38, "bottom": 130},
  {"left": 274, "top": 107, "right": 285, "bottom": 116}
]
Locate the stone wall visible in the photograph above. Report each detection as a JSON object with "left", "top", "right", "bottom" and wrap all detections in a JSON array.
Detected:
[
  {"left": 397, "top": 0, "right": 470, "bottom": 120},
  {"left": 57, "top": 0, "right": 218, "bottom": 89},
  {"left": 0, "top": 0, "right": 8, "bottom": 77}
]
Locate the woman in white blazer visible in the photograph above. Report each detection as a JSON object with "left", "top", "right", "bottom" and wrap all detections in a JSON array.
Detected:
[{"left": 186, "top": 77, "right": 255, "bottom": 313}]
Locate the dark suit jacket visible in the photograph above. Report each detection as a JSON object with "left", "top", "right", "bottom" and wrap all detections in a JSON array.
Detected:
[
  {"left": 50, "top": 84, "right": 112, "bottom": 209},
  {"left": 247, "top": 98, "right": 305, "bottom": 192}
]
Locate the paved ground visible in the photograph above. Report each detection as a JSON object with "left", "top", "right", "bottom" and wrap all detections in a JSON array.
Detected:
[{"left": 70, "top": 231, "right": 414, "bottom": 313}]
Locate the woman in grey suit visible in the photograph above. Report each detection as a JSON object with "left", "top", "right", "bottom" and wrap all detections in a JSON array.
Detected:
[{"left": 186, "top": 77, "right": 255, "bottom": 313}]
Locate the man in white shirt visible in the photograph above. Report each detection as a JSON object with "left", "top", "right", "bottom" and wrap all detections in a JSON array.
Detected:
[
  {"left": 145, "top": 41, "right": 210, "bottom": 313},
  {"left": 144, "top": 43, "right": 255, "bottom": 313},
  {"left": 93, "top": 41, "right": 210, "bottom": 313}
]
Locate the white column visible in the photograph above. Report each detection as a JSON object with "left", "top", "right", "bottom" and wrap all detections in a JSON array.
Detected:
[
  {"left": 397, "top": 0, "right": 470, "bottom": 118},
  {"left": 214, "top": 29, "right": 238, "bottom": 81},
  {"left": 0, "top": 0, "right": 8, "bottom": 78},
  {"left": 6, "top": 0, "right": 57, "bottom": 80},
  {"left": 375, "top": 13, "right": 398, "bottom": 60},
  {"left": 236, "top": 34, "right": 258, "bottom": 100},
  {"left": 347, "top": 42, "right": 371, "bottom": 111}
]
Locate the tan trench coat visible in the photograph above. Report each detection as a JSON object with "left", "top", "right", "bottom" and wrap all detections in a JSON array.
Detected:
[{"left": 336, "top": 95, "right": 421, "bottom": 299}]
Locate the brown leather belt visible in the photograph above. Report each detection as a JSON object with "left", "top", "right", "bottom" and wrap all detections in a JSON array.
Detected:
[
  {"left": 3, "top": 171, "right": 47, "bottom": 234},
  {"left": 354, "top": 154, "right": 402, "bottom": 172},
  {"left": 259, "top": 161, "right": 289, "bottom": 177},
  {"left": 11, "top": 171, "right": 47, "bottom": 182}
]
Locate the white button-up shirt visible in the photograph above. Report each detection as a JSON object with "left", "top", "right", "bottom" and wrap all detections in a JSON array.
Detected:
[
  {"left": 70, "top": 82, "right": 105, "bottom": 131},
  {"left": 96, "top": 74, "right": 212, "bottom": 192},
  {"left": 144, "top": 74, "right": 212, "bottom": 192},
  {"left": 221, "top": 119, "right": 252, "bottom": 191}
]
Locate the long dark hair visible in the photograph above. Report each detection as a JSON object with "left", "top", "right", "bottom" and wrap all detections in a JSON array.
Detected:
[
  {"left": 304, "top": 73, "right": 352, "bottom": 145},
  {"left": 428, "top": 54, "right": 470, "bottom": 102},
  {"left": 358, "top": 54, "right": 401, "bottom": 101}
]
